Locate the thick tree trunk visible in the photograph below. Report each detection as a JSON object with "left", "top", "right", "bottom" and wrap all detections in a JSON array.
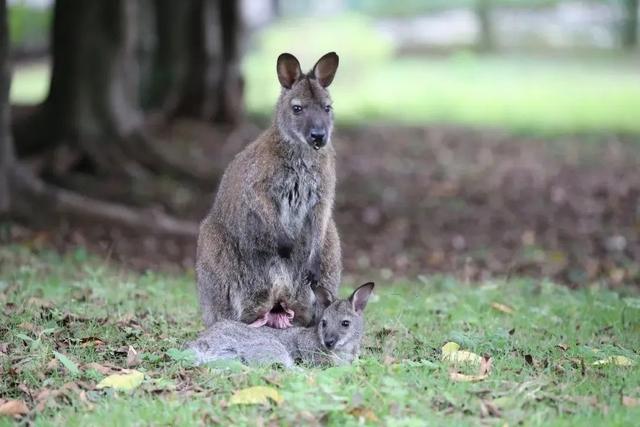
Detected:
[
  {"left": 622, "top": 0, "right": 639, "bottom": 49},
  {"left": 45, "top": 0, "right": 142, "bottom": 173},
  {"left": 141, "top": 0, "right": 191, "bottom": 111},
  {"left": 475, "top": 0, "right": 495, "bottom": 52},
  {"left": 0, "top": 0, "right": 13, "bottom": 213},
  {"left": 216, "top": 0, "right": 244, "bottom": 123},
  {"left": 174, "top": 0, "right": 244, "bottom": 124},
  {"left": 1, "top": 0, "right": 197, "bottom": 237},
  {"left": 13, "top": 0, "right": 143, "bottom": 175}
]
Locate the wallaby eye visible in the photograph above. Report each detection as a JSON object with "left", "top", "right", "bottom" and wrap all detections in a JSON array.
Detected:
[
  {"left": 341, "top": 320, "right": 350, "bottom": 327},
  {"left": 321, "top": 319, "right": 327, "bottom": 328},
  {"left": 292, "top": 105, "right": 303, "bottom": 114},
  {"left": 324, "top": 105, "right": 332, "bottom": 113}
]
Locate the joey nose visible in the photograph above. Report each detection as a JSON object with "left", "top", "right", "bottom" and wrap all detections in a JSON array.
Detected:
[{"left": 324, "top": 337, "right": 337, "bottom": 349}]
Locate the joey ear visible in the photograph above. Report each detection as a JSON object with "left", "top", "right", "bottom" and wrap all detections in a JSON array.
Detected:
[
  {"left": 311, "top": 52, "right": 339, "bottom": 88},
  {"left": 277, "top": 53, "right": 302, "bottom": 89},
  {"left": 312, "top": 285, "right": 335, "bottom": 309},
  {"left": 349, "top": 282, "right": 374, "bottom": 314}
]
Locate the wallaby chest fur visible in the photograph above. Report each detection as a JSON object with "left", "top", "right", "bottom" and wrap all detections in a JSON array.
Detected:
[{"left": 196, "top": 52, "right": 342, "bottom": 329}]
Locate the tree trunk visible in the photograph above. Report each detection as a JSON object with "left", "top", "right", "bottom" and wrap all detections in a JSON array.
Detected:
[
  {"left": 141, "top": 0, "right": 191, "bottom": 111},
  {"left": 475, "top": 0, "right": 495, "bottom": 52},
  {"left": 622, "top": 0, "right": 639, "bottom": 49},
  {"left": 174, "top": 0, "right": 244, "bottom": 124},
  {"left": 0, "top": 0, "right": 14, "bottom": 213},
  {"left": 45, "top": 0, "right": 142, "bottom": 173},
  {"left": 0, "top": 0, "right": 198, "bottom": 236},
  {"left": 216, "top": 0, "right": 244, "bottom": 124}
]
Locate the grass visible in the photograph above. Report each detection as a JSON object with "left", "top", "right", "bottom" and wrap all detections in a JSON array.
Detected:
[
  {"left": 10, "top": 62, "right": 49, "bottom": 104},
  {"left": 1, "top": 244, "right": 639, "bottom": 426},
  {"left": 10, "top": 14, "right": 640, "bottom": 135}
]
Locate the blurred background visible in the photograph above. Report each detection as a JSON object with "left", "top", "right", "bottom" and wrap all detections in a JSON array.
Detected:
[{"left": 1, "top": 0, "right": 639, "bottom": 287}]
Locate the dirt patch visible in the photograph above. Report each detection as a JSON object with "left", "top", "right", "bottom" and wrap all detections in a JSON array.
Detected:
[{"left": 4, "top": 122, "right": 639, "bottom": 288}]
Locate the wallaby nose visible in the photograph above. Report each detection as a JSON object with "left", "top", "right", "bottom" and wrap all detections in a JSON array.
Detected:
[
  {"left": 310, "top": 129, "right": 326, "bottom": 146},
  {"left": 324, "top": 337, "right": 337, "bottom": 349}
]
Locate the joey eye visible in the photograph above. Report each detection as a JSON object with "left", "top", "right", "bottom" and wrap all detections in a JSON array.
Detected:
[
  {"left": 321, "top": 319, "right": 327, "bottom": 328},
  {"left": 292, "top": 105, "right": 303, "bottom": 114},
  {"left": 324, "top": 105, "right": 332, "bottom": 113},
  {"left": 341, "top": 320, "right": 350, "bottom": 327}
]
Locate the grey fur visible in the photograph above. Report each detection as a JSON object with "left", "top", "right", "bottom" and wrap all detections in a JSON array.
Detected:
[
  {"left": 196, "top": 52, "right": 342, "bottom": 328},
  {"left": 188, "top": 283, "right": 375, "bottom": 367}
]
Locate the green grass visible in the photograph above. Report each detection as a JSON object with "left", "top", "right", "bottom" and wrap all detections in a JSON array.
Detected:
[
  {"left": 10, "top": 63, "right": 49, "bottom": 104},
  {"left": 1, "top": 245, "right": 639, "bottom": 426}
]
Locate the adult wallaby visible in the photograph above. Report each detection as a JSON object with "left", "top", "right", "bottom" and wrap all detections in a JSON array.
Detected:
[
  {"left": 197, "top": 52, "right": 342, "bottom": 329},
  {"left": 188, "top": 283, "right": 374, "bottom": 367}
]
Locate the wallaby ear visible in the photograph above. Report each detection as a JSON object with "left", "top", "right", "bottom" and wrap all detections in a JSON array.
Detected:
[
  {"left": 311, "top": 52, "right": 339, "bottom": 88},
  {"left": 349, "top": 282, "right": 375, "bottom": 314},
  {"left": 312, "top": 285, "right": 335, "bottom": 309},
  {"left": 277, "top": 53, "right": 302, "bottom": 89}
]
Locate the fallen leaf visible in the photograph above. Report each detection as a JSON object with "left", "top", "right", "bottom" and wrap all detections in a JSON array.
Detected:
[
  {"left": 46, "top": 358, "right": 60, "bottom": 372},
  {"left": 622, "top": 396, "right": 640, "bottom": 407},
  {"left": 441, "top": 342, "right": 460, "bottom": 356},
  {"left": 53, "top": 351, "right": 80, "bottom": 375},
  {"left": 557, "top": 343, "right": 569, "bottom": 351},
  {"left": 592, "top": 356, "right": 635, "bottom": 367},
  {"left": 348, "top": 407, "right": 379, "bottom": 422},
  {"left": 96, "top": 370, "right": 144, "bottom": 391},
  {"left": 83, "top": 362, "right": 119, "bottom": 375},
  {"left": 80, "top": 337, "right": 106, "bottom": 347},
  {"left": 229, "top": 386, "right": 283, "bottom": 406},
  {"left": 0, "top": 400, "right": 29, "bottom": 418},
  {"left": 443, "top": 350, "right": 482, "bottom": 365},
  {"left": 479, "top": 356, "right": 492, "bottom": 376},
  {"left": 491, "top": 302, "right": 514, "bottom": 314},
  {"left": 449, "top": 372, "right": 488, "bottom": 382},
  {"left": 479, "top": 399, "right": 501, "bottom": 418},
  {"left": 126, "top": 345, "right": 140, "bottom": 368}
]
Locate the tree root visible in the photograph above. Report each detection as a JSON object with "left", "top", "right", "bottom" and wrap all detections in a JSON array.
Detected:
[{"left": 10, "top": 166, "right": 198, "bottom": 238}]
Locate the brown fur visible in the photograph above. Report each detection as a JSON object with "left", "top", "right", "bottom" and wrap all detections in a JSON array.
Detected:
[{"left": 196, "top": 52, "right": 342, "bottom": 328}]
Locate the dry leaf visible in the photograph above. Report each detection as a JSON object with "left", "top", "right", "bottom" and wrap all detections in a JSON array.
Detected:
[
  {"left": 84, "top": 362, "right": 119, "bottom": 375},
  {"left": 96, "top": 369, "right": 144, "bottom": 391},
  {"left": 441, "top": 342, "right": 460, "bottom": 356},
  {"left": 449, "top": 372, "right": 488, "bottom": 382},
  {"left": 479, "top": 356, "right": 492, "bottom": 375},
  {"left": 557, "top": 343, "right": 569, "bottom": 351},
  {"left": 46, "top": 358, "right": 60, "bottom": 372},
  {"left": 229, "top": 386, "right": 283, "bottom": 406},
  {"left": 0, "top": 400, "right": 29, "bottom": 418},
  {"left": 479, "top": 399, "right": 502, "bottom": 418},
  {"left": 443, "top": 350, "right": 483, "bottom": 365},
  {"left": 622, "top": 396, "right": 640, "bottom": 407},
  {"left": 80, "top": 337, "right": 106, "bottom": 348},
  {"left": 126, "top": 345, "right": 141, "bottom": 368},
  {"left": 450, "top": 354, "right": 492, "bottom": 382},
  {"left": 349, "top": 407, "right": 379, "bottom": 422},
  {"left": 592, "top": 356, "right": 635, "bottom": 367},
  {"left": 491, "top": 302, "right": 514, "bottom": 314}
]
